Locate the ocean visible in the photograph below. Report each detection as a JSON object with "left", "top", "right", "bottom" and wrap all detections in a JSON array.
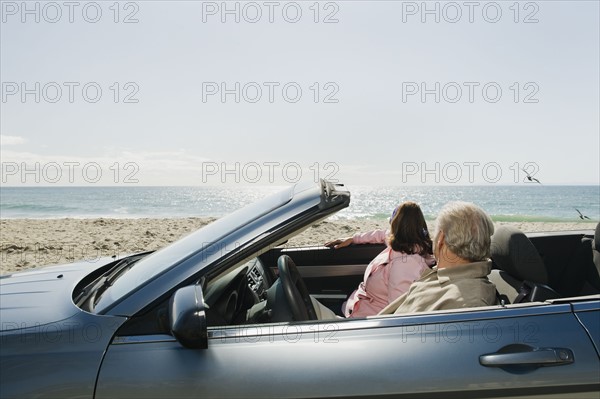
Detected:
[{"left": 0, "top": 185, "right": 598, "bottom": 222}]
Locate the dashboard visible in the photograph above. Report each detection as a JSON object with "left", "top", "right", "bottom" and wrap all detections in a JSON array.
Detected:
[
  {"left": 246, "top": 258, "right": 270, "bottom": 299},
  {"left": 204, "top": 257, "right": 274, "bottom": 326}
]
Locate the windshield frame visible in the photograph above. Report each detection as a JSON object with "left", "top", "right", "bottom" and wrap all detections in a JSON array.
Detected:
[{"left": 93, "top": 182, "right": 319, "bottom": 314}]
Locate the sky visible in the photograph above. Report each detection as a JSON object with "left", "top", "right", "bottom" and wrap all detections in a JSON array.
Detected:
[{"left": 1, "top": 0, "right": 599, "bottom": 186}]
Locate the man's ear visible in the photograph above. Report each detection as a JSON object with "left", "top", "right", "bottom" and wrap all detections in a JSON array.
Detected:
[{"left": 437, "top": 231, "right": 445, "bottom": 249}]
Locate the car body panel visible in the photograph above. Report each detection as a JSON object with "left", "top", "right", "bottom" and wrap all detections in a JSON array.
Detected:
[
  {"left": 0, "top": 312, "right": 126, "bottom": 398},
  {"left": 96, "top": 301, "right": 599, "bottom": 398},
  {"left": 0, "top": 258, "right": 115, "bottom": 331},
  {"left": 0, "top": 257, "right": 126, "bottom": 398},
  {"left": 573, "top": 300, "right": 600, "bottom": 356}
]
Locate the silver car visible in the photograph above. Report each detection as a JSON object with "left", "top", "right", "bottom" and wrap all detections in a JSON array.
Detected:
[{"left": 1, "top": 180, "right": 599, "bottom": 398}]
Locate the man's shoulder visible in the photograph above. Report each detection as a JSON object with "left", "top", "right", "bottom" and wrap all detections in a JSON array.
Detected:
[
  {"left": 395, "top": 264, "right": 497, "bottom": 312},
  {"left": 448, "top": 271, "right": 497, "bottom": 307},
  {"left": 437, "top": 261, "right": 492, "bottom": 282}
]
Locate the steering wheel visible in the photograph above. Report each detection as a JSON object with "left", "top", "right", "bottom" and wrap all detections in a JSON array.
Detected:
[{"left": 277, "top": 255, "right": 318, "bottom": 321}]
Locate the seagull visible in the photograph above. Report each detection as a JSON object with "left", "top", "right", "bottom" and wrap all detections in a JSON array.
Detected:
[
  {"left": 522, "top": 168, "right": 541, "bottom": 184},
  {"left": 575, "top": 208, "right": 591, "bottom": 220}
]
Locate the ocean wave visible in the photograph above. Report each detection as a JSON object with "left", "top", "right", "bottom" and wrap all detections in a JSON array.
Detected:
[{"left": 1, "top": 185, "right": 598, "bottom": 222}]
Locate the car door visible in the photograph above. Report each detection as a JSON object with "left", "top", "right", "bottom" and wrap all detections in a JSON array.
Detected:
[
  {"left": 95, "top": 299, "right": 599, "bottom": 398},
  {"left": 573, "top": 299, "right": 600, "bottom": 356}
]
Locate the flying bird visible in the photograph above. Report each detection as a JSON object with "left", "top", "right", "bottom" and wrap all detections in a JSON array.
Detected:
[
  {"left": 522, "top": 168, "right": 541, "bottom": 184},
  {"left": 575, "top": 208, "right": 591, "bottom": 220}
]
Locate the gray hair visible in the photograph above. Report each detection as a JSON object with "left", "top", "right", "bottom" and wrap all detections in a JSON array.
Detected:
[{"left": 434, "top": 201, "right": 495, "bottom": 262}]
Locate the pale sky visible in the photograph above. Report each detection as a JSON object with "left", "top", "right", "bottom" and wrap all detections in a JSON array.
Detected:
[{"left": 1, "top": 1, "right": 599, "bottom": 186}]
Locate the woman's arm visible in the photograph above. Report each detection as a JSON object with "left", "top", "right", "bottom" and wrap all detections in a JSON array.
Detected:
[
  {"left": 325, "top": 229, "right": 388, "bottom": 249},
  {"left": 352, "top": 229, "right": 388, "bottom": 245}
]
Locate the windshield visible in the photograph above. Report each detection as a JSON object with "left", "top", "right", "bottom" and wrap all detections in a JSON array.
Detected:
[{"left": 93, "top": 183, "right": 306, "bottom": 312}]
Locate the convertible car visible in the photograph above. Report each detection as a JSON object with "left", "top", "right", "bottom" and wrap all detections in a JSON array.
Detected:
[{"left": 1, "top": 180, "right": 599, "bottom": 398}]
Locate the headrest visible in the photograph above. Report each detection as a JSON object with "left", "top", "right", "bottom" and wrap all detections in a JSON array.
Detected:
[
  {"left": 491, "top": 226, "right": 547, "bottom": 284},
  {"left": 594, "top": 222, "right": 600, "bottom": 251}
]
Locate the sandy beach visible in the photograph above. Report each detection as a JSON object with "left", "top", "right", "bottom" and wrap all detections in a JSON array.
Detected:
[{"left": 0, "top": 218, "right": 596, "bottom": 275}]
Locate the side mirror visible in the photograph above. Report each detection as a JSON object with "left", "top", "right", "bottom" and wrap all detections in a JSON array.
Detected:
[{"left": 169, "top": 285, "right": 208, "bottom": 349}]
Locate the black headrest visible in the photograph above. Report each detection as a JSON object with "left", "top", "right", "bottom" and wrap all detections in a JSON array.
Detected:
[
  {"left": 594, "top": 222, "right": 600, "bottom": 251},
  {"left": 491, "top": 226, "right": 548, "bottom": 284}
]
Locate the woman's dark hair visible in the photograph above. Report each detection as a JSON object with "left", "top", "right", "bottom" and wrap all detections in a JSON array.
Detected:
[{"left": 388, "top": 201, "right": 433, "bottom": 256}]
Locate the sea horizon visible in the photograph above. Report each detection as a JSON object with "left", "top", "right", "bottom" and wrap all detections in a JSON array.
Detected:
[{"left": 1, "top": 184, "right": 598, "bottom": 222}]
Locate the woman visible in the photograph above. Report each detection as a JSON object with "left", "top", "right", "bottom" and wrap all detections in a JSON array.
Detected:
[{"left": 324, "top": 201, "right": 435, "bottom": 318}]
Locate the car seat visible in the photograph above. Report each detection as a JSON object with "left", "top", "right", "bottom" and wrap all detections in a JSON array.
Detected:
[
  {"left": 553, "top": 222, "right": 600, "bottom": 297},
  {"left": 582, "top": 222, "right": 600, "bottom": 293},
  {"left": 489, "top": 226, "right": 559, "bottom": 303},
  {"left": 593, "top": 222, "right": 600, "bottom": 275}
]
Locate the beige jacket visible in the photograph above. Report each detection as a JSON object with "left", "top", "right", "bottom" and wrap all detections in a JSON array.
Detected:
[{"left": 379, "top": 261, "right": 497, "bottom": 315}]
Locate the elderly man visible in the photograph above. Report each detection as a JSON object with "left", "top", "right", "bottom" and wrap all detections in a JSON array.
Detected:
[{"left": 379, "top": 201, "right": 497, "bottom": 314}]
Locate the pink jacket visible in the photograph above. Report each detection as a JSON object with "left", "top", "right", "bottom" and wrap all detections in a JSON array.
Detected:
[{"left": 343, "top": 229, "right": 436, "bottom": 318}]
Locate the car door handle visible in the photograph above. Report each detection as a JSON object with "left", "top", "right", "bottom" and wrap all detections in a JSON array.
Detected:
[{"left": 480, "top": 344, "right": 574, "bottom": 367}]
